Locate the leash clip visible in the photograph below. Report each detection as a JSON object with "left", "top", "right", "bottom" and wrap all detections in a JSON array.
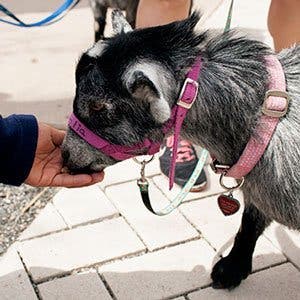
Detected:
[{"left": 133, "top": 155, "right": 154, "bottom": 184}]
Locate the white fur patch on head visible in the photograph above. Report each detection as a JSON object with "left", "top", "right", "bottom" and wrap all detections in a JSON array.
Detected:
[
  {"left": 150, "top": 97, "right": 172, "bottom": 123},
  {"left": 87, "top": 40, "right": 106, "bottom": 58},
  {"left": 124, "top": 61, "right": 171, "bottom": 95}
]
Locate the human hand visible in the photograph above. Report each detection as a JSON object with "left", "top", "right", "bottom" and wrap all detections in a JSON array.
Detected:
[{"left": 25, "top": 123, "right": 104, "bottom": 187}]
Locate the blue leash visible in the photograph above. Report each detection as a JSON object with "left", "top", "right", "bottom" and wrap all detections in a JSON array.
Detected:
[{"left": 0, "top": 0, "right": 80, "bottom": 27}]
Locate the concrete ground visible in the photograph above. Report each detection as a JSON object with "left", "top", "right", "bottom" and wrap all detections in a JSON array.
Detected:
[
  {"left": 1, "top": 157, "right": 300, "bottom": 300},
  {"left": 1, "top": 0, "right": 300, "bottom": 299}
]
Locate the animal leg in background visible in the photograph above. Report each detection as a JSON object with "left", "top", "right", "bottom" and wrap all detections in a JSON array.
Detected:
[{"left": 90, "top": 0, "right": 108, "bottom": 42}]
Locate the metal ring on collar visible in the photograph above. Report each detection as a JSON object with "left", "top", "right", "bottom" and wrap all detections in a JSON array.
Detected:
[
  {"left": 219, "top": 173, "right": 244, "bottom": 191},
  {"left": 133, "top": 155, "right": 155, "bottom": 165}
]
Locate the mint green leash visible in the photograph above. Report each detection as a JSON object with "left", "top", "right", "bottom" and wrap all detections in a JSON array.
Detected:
[
  {"left": 135, "top": 0, "right": 235, "bottom": 216},
  {"left": 224, "top": 0, "right": 235, "bottom": 33},
  {"left": 135, "top": 149, "right": 208, "bottom": 216},
  {"left": 155, "top": 149, "right": 209, "bottom": 216}
]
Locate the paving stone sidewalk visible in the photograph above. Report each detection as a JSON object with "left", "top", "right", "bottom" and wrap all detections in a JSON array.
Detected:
[
  {"left": 0, "top": 155, "right": 299, "bottom": 300},
  {"left": 1, "top": 0, "right": 299, "bottom": 299}
]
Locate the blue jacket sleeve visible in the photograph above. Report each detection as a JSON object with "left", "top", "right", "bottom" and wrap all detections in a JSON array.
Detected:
[{"left": 0, "top": 114, "right": 38, "bottom": 186}]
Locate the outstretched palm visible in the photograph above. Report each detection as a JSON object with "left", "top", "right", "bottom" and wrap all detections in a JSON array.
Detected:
[{"left": 25, "top": 123, "right": 104, "bottom": 187}]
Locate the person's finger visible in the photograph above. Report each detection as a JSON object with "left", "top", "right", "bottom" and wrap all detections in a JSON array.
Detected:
[
  {"left": 72, "top": 172, "right": 105, "bottom": 188},
  {"left": 51, "top": 173, "right": 94, "bottom": 188},
  {"left": 90, "top": 171, "right": 105, "bottom": 184},
  {"left": 51, "top": 128, "right": 66, "bottom": 146}
]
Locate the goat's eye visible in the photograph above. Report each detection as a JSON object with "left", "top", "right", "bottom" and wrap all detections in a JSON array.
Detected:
[{"left": 90, "top": 102, "right": 106, "bottom": 111}]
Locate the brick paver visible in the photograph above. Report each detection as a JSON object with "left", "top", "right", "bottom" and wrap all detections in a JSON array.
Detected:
[
  {"left": 264, "top": 222, "right": 300, "bottom": 269},
  {"left": 199, "top": 218, "right": 286, "bottom": 272},
  {"left": 188, "top": 263, "right": 300, "bottom": 300},
  {"left": 99, "top": 240, "right": 215, "bottom": 300},
  {"left": 0, "top": 247, "right": 37, "bottom": 300},
  {"left": 53, "top": 185, "right": 118, "bottom": 226},
  {"left": 19, "top": 203, "right": 67, "bottom": 240},
  {"left": 18, "top": 218, "right": 145, "bottom": 282},
  {"left": 38, "top": 271, "right": 111, "bottom": 300},
  {"left": 105, "top": 181, "right": 199, "bottom": 251}
]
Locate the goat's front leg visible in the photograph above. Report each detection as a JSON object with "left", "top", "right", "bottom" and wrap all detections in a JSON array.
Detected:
[
  {"left": 90, "top": 0, "right": 107, "bottom": 42},
  {"left": 211, "top": 202, "right": 271, "bottom": 290}
]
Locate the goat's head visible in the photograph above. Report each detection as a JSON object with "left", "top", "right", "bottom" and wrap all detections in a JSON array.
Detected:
[{"left": 62, "top": 11, "right": 204, "bottom": 173}]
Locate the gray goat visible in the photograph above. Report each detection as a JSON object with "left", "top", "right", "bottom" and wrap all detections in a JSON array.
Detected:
[{"left": 62, "top": 12, "right": 300, "bottom": 289}]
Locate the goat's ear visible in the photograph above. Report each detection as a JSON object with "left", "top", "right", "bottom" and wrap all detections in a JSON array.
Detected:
[
  {"left": 126, "top": 71, "right": 171, "bottom": 123},
  {"left": 111, "top": 9, "right": 133, "bottom": 35}
]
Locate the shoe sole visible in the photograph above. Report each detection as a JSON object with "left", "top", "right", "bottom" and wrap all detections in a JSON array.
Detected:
[{"left": 190, "top": 181, "right": 208, "bottom": 192}]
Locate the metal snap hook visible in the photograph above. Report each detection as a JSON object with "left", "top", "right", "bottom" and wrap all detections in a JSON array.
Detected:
[
  {"left": 133, "top": 155, "right": 155, "bottom": 165},
  {"left": 133, "top": 155, "right": 155, "bottom": 183}
]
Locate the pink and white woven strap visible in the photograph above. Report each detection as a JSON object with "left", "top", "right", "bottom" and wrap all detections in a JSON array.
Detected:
[
  {"left": 225, "top": 55, "right": 289, "bottom": 178},
  {"left": 168, "top": 57, "right": 202, "bottom": 190}
]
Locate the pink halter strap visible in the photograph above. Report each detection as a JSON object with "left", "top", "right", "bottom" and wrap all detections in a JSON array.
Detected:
[
  {"left": 168, "top": 57, "right": 202, "bottom": 189},
  {"left": 68, "top": 113, "right": 161, "bottom": 160},
  {"left": 68, "top": 57, "right": 203, "bottom": 189},
  {"left": 212, "top": 55, "right": 290, "bottom": 179}
]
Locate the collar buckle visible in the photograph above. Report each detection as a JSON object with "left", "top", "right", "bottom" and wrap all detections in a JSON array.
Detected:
[
  {"left": 262, "top": 90, "right": 290, "bottom": 118},
  {"left": 177, "top": 78, "right": 199, "bottom": 109}
]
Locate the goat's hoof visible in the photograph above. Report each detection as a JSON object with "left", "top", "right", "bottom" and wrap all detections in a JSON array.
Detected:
[{"left": 211, "top": 255, "right": 252, "bottom": 290}]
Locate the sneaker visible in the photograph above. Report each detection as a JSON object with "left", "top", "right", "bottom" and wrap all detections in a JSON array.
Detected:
[{"left": 159, "top": 136, "right": 207, "bottom": 192}]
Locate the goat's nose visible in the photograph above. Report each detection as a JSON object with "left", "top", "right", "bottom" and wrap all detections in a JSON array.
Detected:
[{"left": 62, "top": 148, "right": 70, "bottom": 166}]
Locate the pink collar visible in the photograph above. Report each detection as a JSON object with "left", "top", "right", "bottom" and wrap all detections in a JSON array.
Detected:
[
  {"left": 212, "top": 55, "right": 290, "bottom": 179},
  {"left": 69, "top": 57, "right": 202, "bottom": 189}
]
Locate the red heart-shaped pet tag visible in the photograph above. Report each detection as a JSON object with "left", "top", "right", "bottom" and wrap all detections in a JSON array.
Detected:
[{"left": 218, "top": 194, "right": 240, "bottom": 216}]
